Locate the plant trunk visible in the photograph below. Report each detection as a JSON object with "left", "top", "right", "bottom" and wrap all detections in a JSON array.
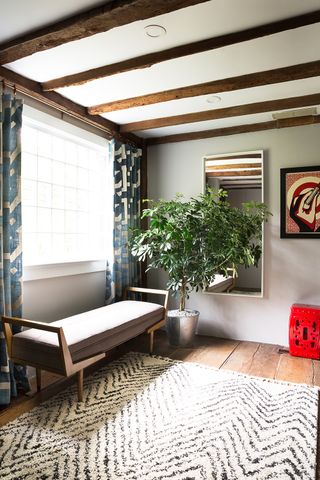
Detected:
[{"left": 179, "top": 282, "right": 187, "bottom": 311}]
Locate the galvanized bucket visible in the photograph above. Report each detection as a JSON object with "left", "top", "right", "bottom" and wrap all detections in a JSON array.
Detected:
[{"left": 166, "top": 309, "right": 199, "bottom": 347}]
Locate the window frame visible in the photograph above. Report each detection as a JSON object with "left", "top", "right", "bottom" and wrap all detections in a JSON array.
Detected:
[{"left": 21, "top": 105, "right": 112, "bottom": 280}]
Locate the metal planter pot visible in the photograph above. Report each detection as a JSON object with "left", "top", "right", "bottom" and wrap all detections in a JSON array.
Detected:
[{"left": 166, "top": 309, "right": 199, "bottom": 347}]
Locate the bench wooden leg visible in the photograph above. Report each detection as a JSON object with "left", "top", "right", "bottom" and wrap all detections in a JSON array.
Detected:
[
  {"left": 36, "top": 368, "right": 41, "bottom": 392},
  {"left": 77, "top": 369, "right": 84, "bottom": 402},
  {"left": 149, "top": 331, "right": 154, "bottom": 354}
]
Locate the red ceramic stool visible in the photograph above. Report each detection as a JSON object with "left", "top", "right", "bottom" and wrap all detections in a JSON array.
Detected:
[{"left": 289, "top": 304, "right": 320, "bottom": 359}]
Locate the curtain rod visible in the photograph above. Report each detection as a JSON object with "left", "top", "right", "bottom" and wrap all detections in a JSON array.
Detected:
[{"left": 0, "top": 75, "right": 144, "bottom": 148}]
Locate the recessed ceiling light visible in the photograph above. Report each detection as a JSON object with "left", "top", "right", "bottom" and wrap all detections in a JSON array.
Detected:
[
  {"left": 206, "top": 95, "right": 222, "bottom": 104},
  {"left": 144, "top": 24, "right": 167, "bottom": 38}
]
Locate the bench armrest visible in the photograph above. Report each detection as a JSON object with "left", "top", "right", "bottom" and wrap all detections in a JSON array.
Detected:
[
  {"left": 2, "top": 315, "right": 61, "bottom": 333},
  {"left": 124, "top": 287, "right": 169, "bottom": 310},
  {"left": 1, "top": 315, "right": 73, "bottom": 375}
]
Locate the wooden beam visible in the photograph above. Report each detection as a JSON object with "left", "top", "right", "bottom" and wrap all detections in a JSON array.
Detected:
[
  {"left": 206, "top": 170, "right": 262, "bottom": 177},
  {"left": 0, "top": 66, "right": 143, "bottom": 146},
  {"left": 0, "top": 0, "right": 207, "bottom": 65},
  {"left": 87, "top": 60, "right": 320, "bottom": 114},
  {"left": 42, "top": 10, "right": 320, "bottom": 91},
  {"left": 206, "top": 154, "right": 262, "bottom": 161},
  {"left": 146, "top": 115, "right": 320, "bottom": 145},
  {"left": 121, "top": 93, "right": 320, "bottom": 132},
  {"left": 206, "top": 163, "right": 262, "bottom": 171}
]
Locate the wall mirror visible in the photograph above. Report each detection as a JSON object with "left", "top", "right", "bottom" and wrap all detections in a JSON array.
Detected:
[{"left": 203, "top": 150, "right": 264, "bottom": 298}]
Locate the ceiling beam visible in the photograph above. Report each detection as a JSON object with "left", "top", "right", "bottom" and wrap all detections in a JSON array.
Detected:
[
  {"left": 0, "top": 0, "right": 207, "bottom": 65},
  {"left": 120, "top": 93, "right": 320, "bottom": 132},
  {"left": 206, "top": 170, "right": 262, "bottom": 177},
  {"left": 42, "top": 9, "right": 320, "bottom": 91},
  {"left": 206, "top": 163, "right": 262, "bottom": 171},
  {"left": 0, "top": 66, "right": 143, "bottom": 146},
  {"left": 87, "top": 60, "right": 320, "bottom": 114},
  {"left": 206, "top": 154, "right": 262, "bottom": 161},
  {"left": 146, "top": 115, "right": 320, "bottom": 145}
]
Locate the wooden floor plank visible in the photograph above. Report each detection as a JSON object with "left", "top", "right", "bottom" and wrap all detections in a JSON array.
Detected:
[
  {"left": 170, "top": 338, "right": 240, "bottom": 368},
  {"left": 0, "top": 332, "right": 316, "bottom": 426},
  {"left": 246, "top": 344, "right": 282, "bottom": 379},
  {"left": 312, "top": 359, "right": 320, "bottom": 387},
  {"left": 275, "top": 353, "right": 314, "bottom": 384},
  {"left": 220, "top": 341, "right": 260, "bottom": 373}
]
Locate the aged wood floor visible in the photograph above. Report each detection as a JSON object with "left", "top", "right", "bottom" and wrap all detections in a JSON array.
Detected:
[{"left": 1, "top": 331, "right": 319, "bottom": 426}]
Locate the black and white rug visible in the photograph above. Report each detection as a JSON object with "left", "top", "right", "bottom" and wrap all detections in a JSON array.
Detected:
[{"left": 0, "top": 353, "right": 318, "bottom": 479}]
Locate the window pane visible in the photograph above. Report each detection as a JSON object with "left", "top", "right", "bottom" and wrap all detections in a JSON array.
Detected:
[
  {"left": 22, "top": 179, "right": 37, "bottom": 206},
  {"left": 78, "top": 167, "right": 89, "bottom": 189},
  {"left": 78, "top": 146, "right": 89, "bottom": 168},
  {"left": 77, "top": 212, "right": 89, "bottom": 234},
  {"left": 22, "top": 116, "right": 110, "bottom": 265},
  {"left": 38, "top": 157, "right": 52, "bottom": 183},
  {"left": 52, "top": 185, "right": 65, "bottom": 209},
  {"left": 52, "top": 137, "right": 65, "bottom": 162},
  {"left": 52, "top": 233, "right": 65, "bottom": 258},
  {"left": 38, "top": 182, "right": 52, "bottom": 208},
  {"left": 38, "top": 132, "right": 52, "bottom": 158},
  {"left": 65, "top": 164, "right": 77, "bottom": 188},
  {"left": 38, "top": 207, "right": 51, "bottom": 232},
  {"left": 52, "top": 209, "right": 64, "bottom": 233},
  {"left": 22, "top": 153, "right": 37, "bottom": 180},
  {"left": 65, "top": 234, "right": 77, "bottom": 256},
  {"left": 65, "top": 188, "right": 77, "bottom": 210},
  {"left": 65, "top": 210, "right": 77, "bottom": 233},
  {"left": 38, "top": 233, "right": 52, "bottom": 260},
  {"left": 23, "top": 206, "right": 37, "bottom": 232},
  {"left": 22, "top": 126, "right": 37, "bottom": 154},
  {"left": 77, "top": 189, "right": 88, "bottom": 212},
  {"left": 65, "top": 142, "right": 77, "bottom": 165}
]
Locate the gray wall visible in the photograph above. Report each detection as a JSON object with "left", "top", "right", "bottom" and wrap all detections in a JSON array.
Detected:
[
  {"left": 23, "top": 271, "right": 106, "bottom": 322},
  {"left": 147, "top": 124, "right": 320, "bottom": 346}
]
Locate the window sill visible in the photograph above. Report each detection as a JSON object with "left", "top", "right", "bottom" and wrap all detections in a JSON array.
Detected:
[{"left": 23, "top": 260, "right": 107, "bottom": 281}]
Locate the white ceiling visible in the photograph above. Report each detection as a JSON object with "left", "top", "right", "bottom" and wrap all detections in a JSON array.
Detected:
[
  {"left": 1, "top": 0, "right": 320, "bottom": 138},
  {"left": 0, "top": 0, "right": 110, "bottom": 43}
]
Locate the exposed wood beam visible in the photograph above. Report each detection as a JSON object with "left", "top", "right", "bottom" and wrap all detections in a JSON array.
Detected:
[
  {"left": 206, "top": 163, "right": 262, "bottom": 171},
  {"left": 87, "top": 60, "right": 320, "bottom": 114},
  {"left": 146, "top": 115, "right": 320, "bottom": 145},
  {"left": 222, "top": 185, "right": 261, "bottom": 190},
  {"left": 0, "top": 0, "right": 207, "bottom": 65},
  {"left": 0, "top": 66, "right": 142, "bottom": 146},
  {"left": 206, "top": 170, "right": 262, "bottom": 177},
  {"left": 207, "top": 154, "right": 262, "bottom": 161},
  {"left": 121, "top": 93, "right": 320, "bottom": 132},
  {"left": 42, "top": 9, "right": 320, "bottom": 91}
]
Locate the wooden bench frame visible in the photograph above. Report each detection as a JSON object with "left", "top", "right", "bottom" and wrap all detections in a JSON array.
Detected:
[{"left": 2, "top": 287, "right": 169, "bottom": 402}]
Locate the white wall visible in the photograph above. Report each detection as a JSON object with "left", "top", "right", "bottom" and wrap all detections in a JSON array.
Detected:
[
  {"left": 23, "top": 271, "right": 106, "bottom": 322},
  {"left": 147, "top": 124, "right": 320, "bottom": 346}
]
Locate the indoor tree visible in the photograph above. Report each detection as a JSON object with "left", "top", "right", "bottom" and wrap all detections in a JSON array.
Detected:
[{"left": 130, "top": 189, "right": 270, "bottom": 312}]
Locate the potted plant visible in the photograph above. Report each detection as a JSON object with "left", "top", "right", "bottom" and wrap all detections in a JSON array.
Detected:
[{"left": 130, "top": 189, "right": 270, "bottom": 347}]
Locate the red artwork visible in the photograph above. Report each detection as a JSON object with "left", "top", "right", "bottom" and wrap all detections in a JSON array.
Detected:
[{"left": 281, "top": 166, "right": 320, "bottom": 238}]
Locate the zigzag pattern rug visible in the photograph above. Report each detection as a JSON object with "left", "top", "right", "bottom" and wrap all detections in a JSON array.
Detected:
[{"left": 0, "top": 352, "right": 318, "bottom": 479}]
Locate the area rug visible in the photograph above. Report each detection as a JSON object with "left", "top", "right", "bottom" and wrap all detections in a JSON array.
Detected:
[{"left": 0, "top": 353, "right": 318, "bottom": 479}]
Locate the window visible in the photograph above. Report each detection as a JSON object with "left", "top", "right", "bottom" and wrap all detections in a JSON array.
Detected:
[{"left": 21, "top": 107, "right": 112, "bottom": 271}]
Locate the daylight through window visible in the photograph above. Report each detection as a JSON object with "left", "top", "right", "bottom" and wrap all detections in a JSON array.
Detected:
[{"left": 21, "top": 115, "right": 111, "bottom": 266}]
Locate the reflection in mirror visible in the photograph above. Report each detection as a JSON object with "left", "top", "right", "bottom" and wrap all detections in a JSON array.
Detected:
[{"left": 203, "top": 150, "right": 263, "bottom": 297}]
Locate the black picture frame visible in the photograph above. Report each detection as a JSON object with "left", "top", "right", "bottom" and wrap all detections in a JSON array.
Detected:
[{"left": 280, "top": 165, "right": 320, "bottom": 238}]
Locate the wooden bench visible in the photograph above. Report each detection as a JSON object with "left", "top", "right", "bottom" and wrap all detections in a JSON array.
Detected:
[{"left": 1, "top": 287, "right": 168, "bottom": 401}]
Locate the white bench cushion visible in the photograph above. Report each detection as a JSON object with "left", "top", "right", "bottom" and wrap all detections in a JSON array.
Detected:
[{"left": 12, "top": 300, "right": 164, "bottom": 370}]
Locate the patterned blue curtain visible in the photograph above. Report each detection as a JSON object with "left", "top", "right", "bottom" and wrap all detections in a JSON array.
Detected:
[
  {"left": 0, "top": 92, "right": 29, "bottom": 405},
  {"left": 110, "top": 140, "right": 142, "bottom": 301}
]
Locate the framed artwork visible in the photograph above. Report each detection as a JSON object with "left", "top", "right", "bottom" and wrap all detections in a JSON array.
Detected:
[{"left": 280, "top": 165, "right": 320, "bottom": 238}]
